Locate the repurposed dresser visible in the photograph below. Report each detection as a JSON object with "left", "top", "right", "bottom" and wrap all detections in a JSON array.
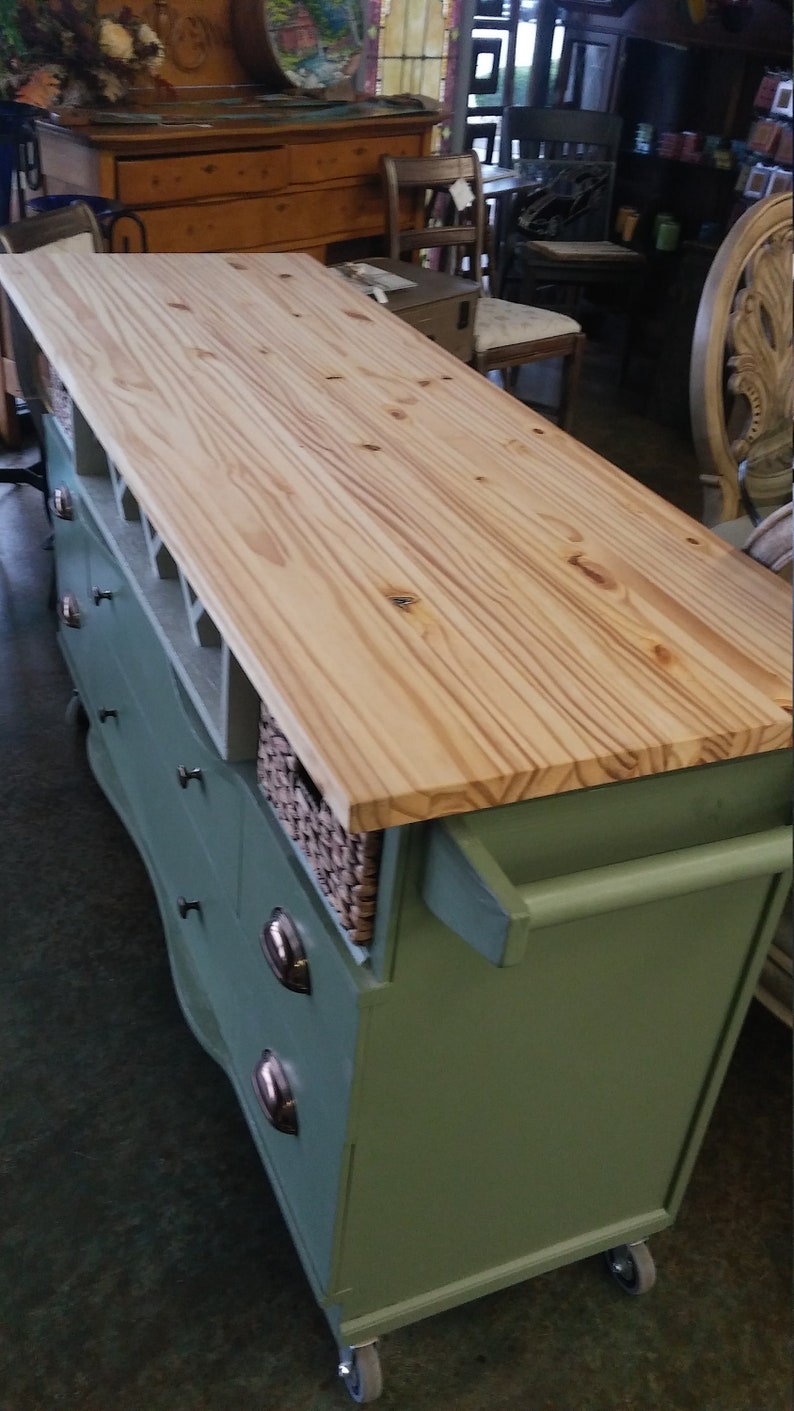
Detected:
[
  {"left": 2, "top": 251, "right": 790, "bottom": 1403},
  {"left": 35, "top": 101, "right": 437, "bottom": 258}
]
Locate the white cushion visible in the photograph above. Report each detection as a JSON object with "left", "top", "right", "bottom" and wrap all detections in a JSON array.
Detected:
[{"left": 473, "top": 298, "right": 580, "bottom": 354}]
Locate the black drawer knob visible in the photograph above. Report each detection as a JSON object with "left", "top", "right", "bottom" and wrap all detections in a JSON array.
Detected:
[
  {"left": 252, "top": 1051, "right": 298, "bottom": 1135},
  {"left": 97, "top": 708, "right": 117, "bottom": 722},
  {"left": 177, "top": 896, "right": 201, "bottom": 919},
  {"left": 92, "top": 586, "right": 114, "bottom": 604},
  {"left": 177, "top": 764, "right": 203, "bottom": 789},
  {"left": 57, "top": 593, "right": 82, "bottom": 629},
  {"left": 261, "top": 908, "right": 311, "bottom": 994},
  {"left": 51, "top": 485, "right": 73, "bottom": 520}
]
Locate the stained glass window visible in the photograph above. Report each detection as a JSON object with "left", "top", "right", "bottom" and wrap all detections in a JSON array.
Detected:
[{"left": 363, "top": 0, "right": 462, "bottom": 122}]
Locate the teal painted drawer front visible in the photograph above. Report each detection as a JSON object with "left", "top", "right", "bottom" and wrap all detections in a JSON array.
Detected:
[
  {"left": 75, "top": 624, "right": 353, "bottom": 1291},
  {"left": 87, "top": 642, "right": 241, "bottom": 1026},
  {"left": 222, "top": 963, "right": 355, "bottom": 1294},
  {"left": 44, "top": 416, "right": 76, "bottom": 494},
  {"left": 239, "top": 790, "right": 372, "bottom": 1081},
  {"left": 47, "top": 422, "right": 90, "bottom": 620},
  {"left": 82, "top": 525, "right": 243, "bottom": 909}
]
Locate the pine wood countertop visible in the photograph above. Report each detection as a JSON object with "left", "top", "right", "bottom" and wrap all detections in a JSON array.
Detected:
[{"left": 1, "top": 251, "right": 790, "bottom": 831}]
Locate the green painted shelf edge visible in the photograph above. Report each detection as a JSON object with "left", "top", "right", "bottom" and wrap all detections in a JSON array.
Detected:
[{"left": 423, "top": 807, "right": 792, "bottom": 967}]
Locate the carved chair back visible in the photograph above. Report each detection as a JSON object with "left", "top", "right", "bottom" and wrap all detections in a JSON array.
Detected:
[{"left": 690, "top": 193, "right": 792, "bottom": 526}]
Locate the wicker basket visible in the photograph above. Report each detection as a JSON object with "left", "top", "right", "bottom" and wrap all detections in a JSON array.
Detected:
[{"left": 257, "top": 708, "right": 383, "bottom": 947}]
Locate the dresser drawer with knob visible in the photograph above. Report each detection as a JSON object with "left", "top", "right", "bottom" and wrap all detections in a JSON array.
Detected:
[
  {"left": 47, "top": 422, "right": 90, "bottom": 611},
  {"left": 80, "top": 523, "right": 243, "bottom": 907},
  {"left": 239, "top": 790, "right": 377, "bottom": 1079},
  {"left": 84, "top": 642, "right": 239, "bottom": 1001},
  {"left": 116, "top": 146, "right": 291, "bottom": 207}
]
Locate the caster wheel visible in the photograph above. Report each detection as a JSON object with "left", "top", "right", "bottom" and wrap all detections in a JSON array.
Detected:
[
  {"left": 605, "top": 1241, "right": 656, "bottom": 1295},
  {"left": 65, "top": 690, "right": 89, "bottom": 731},
  {"left": 338, "top": 1342, "right": 383, "bottom": 1403}
]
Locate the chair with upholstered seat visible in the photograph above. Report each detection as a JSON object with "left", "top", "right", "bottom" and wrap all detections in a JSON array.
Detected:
[
  {"left": 380, "top": 151, "right": 585, "bottom": 432},
  {"left": 496, "top": 107, "right": 645, "bottom": 366},
  {"left": 0, "top": 201, "right": 104, "bottom": 504}
]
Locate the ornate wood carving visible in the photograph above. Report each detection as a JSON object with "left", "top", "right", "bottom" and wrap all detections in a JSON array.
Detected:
[{"left": 690, "top": 193, "right": 793, "bottom": 523}]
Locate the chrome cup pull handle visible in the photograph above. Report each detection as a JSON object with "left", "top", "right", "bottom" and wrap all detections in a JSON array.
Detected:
[
  {"left": 261, "top": 908, "right": 311, "bottom": 994},
  {"left": 252, "top": 1051, "right": 298, "bottom": 1135}
]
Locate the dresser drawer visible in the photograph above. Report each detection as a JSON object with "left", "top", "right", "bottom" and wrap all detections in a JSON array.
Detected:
[
  {"left": 139, "top": 182, "right": 389, "bottom": 254},
  {"left": 225, "top": 961, "right": 355, "bottom": 1291},
  {"left": 83, "top": 527, "right": 243, "bottom": 907},
  {"left": 89, "top": 642, "right": 236, "bottom": 945},
  {"left": 291, "top": 133, "right": 424, "bottom": 186},
  {"left": 239, "top": 791, "right": 367, "bottom": 1079},
  {"left": 116, "top": 146, "right": 290, "bottom": 206}
]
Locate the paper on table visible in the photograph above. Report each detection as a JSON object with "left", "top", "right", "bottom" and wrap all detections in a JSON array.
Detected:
[{"left": 333, "top": 262, "right": 417, "bottom": 292}]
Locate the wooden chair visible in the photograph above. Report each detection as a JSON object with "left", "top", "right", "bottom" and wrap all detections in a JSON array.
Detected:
[
  {"left": 496, "top": 107, "right": 645, "bottom": 351},
  {"left": 689, "top": 192, "right": 792, "bottom": 1026},
  {"left": 690, "top": 191, "right": 792, "bottom": 545},
  {"left": 380, "top": 151, "right": 585, "bottom": 432},
  {"left": 0, "top": 201, "right": 104, "bottom": 501}
]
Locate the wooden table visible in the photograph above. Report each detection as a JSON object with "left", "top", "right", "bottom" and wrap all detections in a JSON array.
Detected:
[
  {"left": 6, "top": 250, "right": 787, "bottom": 828},
  {"left": 0, "top": 249, "right": 789, "bottom": 1401}
]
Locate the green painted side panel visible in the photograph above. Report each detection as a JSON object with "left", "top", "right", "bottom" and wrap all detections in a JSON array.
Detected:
[
  {"left": 469, "top": 753, "right": 792, "bottom": 884},
  {"left": 334, "top": 755, "right": 791, "bottom": 1340}
]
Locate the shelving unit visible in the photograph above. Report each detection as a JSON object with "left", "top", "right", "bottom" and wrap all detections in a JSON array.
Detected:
[{"left": 731, "top": 68, "right": 792, "bottom": 223}]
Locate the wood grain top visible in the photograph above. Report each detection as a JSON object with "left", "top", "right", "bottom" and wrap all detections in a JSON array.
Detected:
[{"left": 1, "top": 251, "right": 790, "bottom": 831}]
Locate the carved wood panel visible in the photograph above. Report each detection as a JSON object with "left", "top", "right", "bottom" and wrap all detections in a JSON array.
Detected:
[{"left": 98, "top": 0, "right": 251, "bottom": 89}]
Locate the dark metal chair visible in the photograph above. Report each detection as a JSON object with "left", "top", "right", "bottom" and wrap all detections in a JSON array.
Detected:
[{"left": 497, "top": 107, "right": 646, "bottom": 360}]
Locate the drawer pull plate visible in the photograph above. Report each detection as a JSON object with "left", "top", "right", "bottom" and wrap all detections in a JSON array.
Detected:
[
  {"left": 57, "top": 593, "right": 82, "bottom": 629},
  {"left": 252, "top": 1050, "right": 298, "bottom": 1135},
  {"left": 52, "top": 485, "right": 73, "bottom": 520},
  {"left": 261, "top": 908, "right": 311, "bottom": 994}
]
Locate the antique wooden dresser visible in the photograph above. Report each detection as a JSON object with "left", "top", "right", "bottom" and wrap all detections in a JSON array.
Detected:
[
  {"left": 35, "top": 101, "right": 437, "bottom": 260},
  {"left": 0, "top": 250, "right": 790, "bottom": 1404}
]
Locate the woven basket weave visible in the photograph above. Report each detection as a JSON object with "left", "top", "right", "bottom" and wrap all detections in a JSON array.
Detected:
[{"left": 257, "top": 708, "right": 383, "bottom": 947}]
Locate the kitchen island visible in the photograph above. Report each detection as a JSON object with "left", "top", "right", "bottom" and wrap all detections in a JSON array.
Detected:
[{"left": 1, "top": 250, "right": 789, "bottom": 1403}]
